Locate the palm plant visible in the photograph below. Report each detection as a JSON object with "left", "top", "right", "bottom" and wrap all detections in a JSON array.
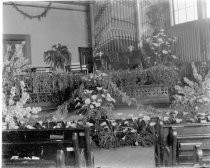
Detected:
[{"left": 43, "top": 43, "right": 71, "bottom": 71}]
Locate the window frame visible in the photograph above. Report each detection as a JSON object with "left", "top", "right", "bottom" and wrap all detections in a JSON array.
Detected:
[{"left": 170, "top": 0, "right": 199, "bottom": 25}]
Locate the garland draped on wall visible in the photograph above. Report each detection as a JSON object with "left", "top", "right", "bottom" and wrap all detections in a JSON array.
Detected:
[{"left": 11, "top": 2, "right": 52, "bottom": 20}]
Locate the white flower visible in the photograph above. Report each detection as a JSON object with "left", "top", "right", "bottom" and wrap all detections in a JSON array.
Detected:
[
  {"left": 85, "top": 98, "right": 91, "bottom": 105},
  {"left": 91, "top": 95, "right": 97, "bottom": 100},
  {"left": 9, "top": 99, "right": 14, "bottom": 106},
  {"left": 143, "top": 116, "right": 150, "bottom": 121},
  {"left": 97, "top": 99, "right": 102, "bottom": 102},
  {"left": 84, "top": 90, "right": 93, "bottom": 94},
  {"left": 166, "top": 111, "right": 170, "bottom": 115},
  {"left": 111, "top": 122, "right": 117, "bottom": 126},
  {"left": 195, "top": 106, "right": 199, "bottom": 111},
  {"left": 158, "top": 38, "right": 164, "bottom": 43},
  {"left": 176, "top": 118, "right": 182, "bottom": 123},
  {"left": 32, "top": 156, "right": 39, "bottom": 160},
  {"left": 90, "top": 104, "right": 94, "bottom": 109},
  {"left": 71, "top": 123, "right": 77, "bottom": 128},
  {"left": 11, "top": 156, "right": 19, "bottom": 160},
  {"left": 86, "top": 122, "right": 94, "bottom": 127},
  {"left": 200, "top": 120, "right": 207, "bottom": 123},
  {"left": 139, "top": 114, "right": 143, "bottom": 117},
  {"left": 26, "top": 125, "right": 35, "bottom": 129},
  {"left": 106, "top": 93, "right": 115, "bottom": 102},
  {"left": 20, "top": 81, "right": 25, "bottom": 88},
  {"left": 163, "top": 117, "right": 169, "bottom": 121},
  {"left": 131, "top": 129, "right": 137, "bottom": 133},
  {"left": 149, "top": 122, "right": 156, "bottom": 126},
  {"left": 171, "top": 55, "right": 177, "bottom": 59},
  {"left": 132, "top": 117, "right": 138, "bottom": 121},
  {"left": 96, "top": 87, "right": 102, "bottom": 90},
  {"left": 100, "top": 122, "right": 107, "bottom": 126},
  {"left": 183, "top": 111, "right": 188, "bottom": 116},
  {"left": 101, "top": 73, "right": 107, "bottom": 76},
  {"left": 162, "top": 50, "right": 168, "bottom": 54},
  {"left": 101, "top": 94, "right": 105, "bottom": 98},
  {"left": 95, "top": 102, "right": 101, "bottom": 107},
  {"left": 75, "top": 102, "right": 81, "bottom": 108}
]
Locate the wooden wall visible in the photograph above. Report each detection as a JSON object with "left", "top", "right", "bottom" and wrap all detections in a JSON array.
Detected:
[{"left": 168, "top": 19, "right": 210, "bottom": 63}]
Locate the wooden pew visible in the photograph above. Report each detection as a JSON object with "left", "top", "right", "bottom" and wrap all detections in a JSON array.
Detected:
[
  {"left": 2, "top": 127, "right": 94, "bottom": 168},
  {"left": 167, "top": 123, "right": 210, "bottom": 166},
  {"left": 193, "top": 144, "right": 210, "bottom": 167},
  {"left": 154, "top": 121, "right": 210, "bottom": 167}
]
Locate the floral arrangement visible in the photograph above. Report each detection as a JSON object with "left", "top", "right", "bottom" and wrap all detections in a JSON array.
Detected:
[
  {"left": 161, "top": 110, "right": 210, "bottom": 125},
  {"left": 74, "top": 72, "right": 116, "bottom": 119},
  {"left": 172, "top": 62, "right": 210, "bottom": 113},
  {"left": 2, "top": 81, "right": 42, "bottom": 129},
  {"left": 3, "top": 41, "right": 30, "bottom": 96},
  {"left": 2, "top": 41, "right": 42, "bottom": 129},
  {"left": 92, "top": 116, "right": 155, "bottom": 149},
  {"left": 144, "top": 29, "right": 178, "bottom": 67},
  {"left": 137, "top": 104, "right": 210, "bottom": 125}
]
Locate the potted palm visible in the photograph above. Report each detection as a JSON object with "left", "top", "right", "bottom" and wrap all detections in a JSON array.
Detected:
[{"left": 43, "top": 43, "right": 72, "bottom": 72}]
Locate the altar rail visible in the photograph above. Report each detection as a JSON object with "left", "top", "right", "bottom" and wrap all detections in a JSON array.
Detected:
[{"left": 112, "top": 85, "right": 169, "bottom": 105}]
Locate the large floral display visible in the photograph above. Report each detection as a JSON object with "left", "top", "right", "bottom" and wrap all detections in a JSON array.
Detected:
[{"left": 2, "top": 40, "right": 210, "bottom": 150}]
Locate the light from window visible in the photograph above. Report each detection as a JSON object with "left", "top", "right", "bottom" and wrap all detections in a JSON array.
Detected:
[
  {"left": 207, "top": 0, "right": 210, "bottom": 18},
  {"left": 173, "top": 0, "right": 198, "bottom": 24}
]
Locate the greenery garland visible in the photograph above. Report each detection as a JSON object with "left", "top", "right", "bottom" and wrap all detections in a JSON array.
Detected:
[{"left": 11, "top": 2, "right": 52, "bottom": 20}]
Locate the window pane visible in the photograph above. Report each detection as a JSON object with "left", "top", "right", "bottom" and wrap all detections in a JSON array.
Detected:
[
  {"left": 175, "top": 11, "right": 179, "bottom": 24},
  {"left": 194, "top": 5, "right": 198, "bottom": 19},
  {"left": 173, "top": 0, "right": 178, "bottom": 10},
  {"left": 177, "top": 0, "right": 186, "bottom": 9},
  {"left": 186, "top": 7, "right": 195, "bottom": 21},
  {"left": 185, "top": 0, "right": 196, "bottom": 7},
  {"left": 207, "top": 0, "right": 210, "bottom": 18},
  {"left": 178, "top": 9, "right": 187, "bottom": 23}
]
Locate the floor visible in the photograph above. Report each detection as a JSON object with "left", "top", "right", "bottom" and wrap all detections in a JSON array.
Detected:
[
  {"left": 40, "top": 106, "right": 156, "bottom": 168},
  {"left": 93, "top": 146, "right": 155, "bottom": 168},
  {"left": 93, "top": 106, "right": 156, "bottom": 168}
]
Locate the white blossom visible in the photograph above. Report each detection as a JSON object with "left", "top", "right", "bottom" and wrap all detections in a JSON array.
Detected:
[{"left": 85, "top": 98, "right": 91, "bottom": 105}]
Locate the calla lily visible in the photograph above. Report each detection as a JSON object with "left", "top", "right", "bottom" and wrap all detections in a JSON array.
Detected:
[
  {"left": 96, "top": 87, "right": 103, "bottom": 90},
  {"left": 143, "top": 116, "right": 150, "bottom": 121},
  {"left": 91, "top": 95, "right": 97, "bottom": 100},
  {"left": 176, "top": 118, "right": 182, "bottom": 123},
  {"left": 100, "top": 122, "right": 107, "bottom": 126},
  {"left": 163, "top": 117, "right": 169, "bottom": 121},
  {"left": 85, "top": 98, "right": 91, "bottom": 105},
  {"left": 90, "top": 104, "right": 94, "bottom": 109},
  {"left": 149, "top": 122, "right": 156, "bottom": 126}
]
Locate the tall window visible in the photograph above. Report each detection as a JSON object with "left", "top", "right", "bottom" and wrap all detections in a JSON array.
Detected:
[
  {"left": 172, "top": 0, "right": 198, "bottom": 25},
  {"left": 207, "top": 0, "right": 210, "bottom": 18}
]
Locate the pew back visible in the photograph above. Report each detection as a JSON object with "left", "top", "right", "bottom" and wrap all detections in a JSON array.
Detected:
[{"left": 2, "top": 127, "right": 94, "bottom": 168}]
